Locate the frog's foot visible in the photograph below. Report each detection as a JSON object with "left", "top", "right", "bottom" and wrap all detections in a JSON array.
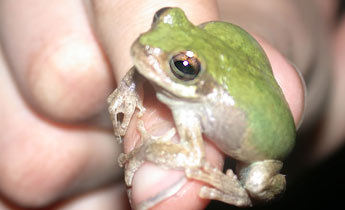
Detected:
[
  {"left": 119, "top": 120, "right": 177, "bottom": 186},
  {"left": 185, "top": 162, "right": 252, "bottom": 207},
  {"left": 238, "top": 160, "right": 286, "bottom": 202},
  {"left": 107, "top": 69, "right": 145, "bottom": 144}
]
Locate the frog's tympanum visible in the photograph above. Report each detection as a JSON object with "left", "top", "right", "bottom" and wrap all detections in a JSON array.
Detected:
[{"left": 108, "top": 7, "right": 296, "bottom": 210}]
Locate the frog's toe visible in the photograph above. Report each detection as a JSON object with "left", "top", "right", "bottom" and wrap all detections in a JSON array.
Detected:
[
  {"left": 136, "top": 102, "right": 146, "bottom": 118},
  {"left": 118, "top": 153, "right": 129, "bottom": 167},
  {"left": 199, "top": 186, "right": 251, "bottom": 207}
]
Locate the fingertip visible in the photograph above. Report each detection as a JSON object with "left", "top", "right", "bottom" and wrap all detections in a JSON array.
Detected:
[{"left": 27, "top": 35, "right": 113, "bottom": 122}]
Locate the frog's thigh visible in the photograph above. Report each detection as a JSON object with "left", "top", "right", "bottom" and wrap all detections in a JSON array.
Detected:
[{"left": 237, "top": 160, "right": 286, "bottom": 201}]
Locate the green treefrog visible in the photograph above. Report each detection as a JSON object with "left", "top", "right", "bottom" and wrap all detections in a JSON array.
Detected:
[{"left": 108, "top": 7, "right": 296, "bottom": 209}]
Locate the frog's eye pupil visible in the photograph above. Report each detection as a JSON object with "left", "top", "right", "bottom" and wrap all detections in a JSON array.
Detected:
[
  {"left": 174, "top": 60, "right": 194, "bottom": 75},
  {"left": 170, "top": 52, "right": 201, "bottom": 81}
]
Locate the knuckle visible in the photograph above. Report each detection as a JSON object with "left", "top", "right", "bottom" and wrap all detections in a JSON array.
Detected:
[{"left": 27, "top": 36, "right": 113, "bottom": 121}]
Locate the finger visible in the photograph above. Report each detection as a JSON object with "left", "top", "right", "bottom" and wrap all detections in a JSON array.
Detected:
[
  {"left": 0, "top": 0, "right": 114, "bottom": 122},
  {"left": 88, "top": 0, "right": 220, "bottom": 82},
  {"left": 0, "top": 49, "right": 121, "bottom": 207}
]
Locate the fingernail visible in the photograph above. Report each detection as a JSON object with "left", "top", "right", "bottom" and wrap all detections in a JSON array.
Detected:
[{"left": 130, "top": 163, "right": 187, "bottom": 210}]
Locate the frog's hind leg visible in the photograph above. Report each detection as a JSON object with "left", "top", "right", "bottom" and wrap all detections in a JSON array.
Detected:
[
  {"left": 168, "top": 110, "right": 252, "bottom": 206},
  {"left": 185, "top": 160, "right": 285, "bottom": 206},
  {"left": 237, "top": 160, "right": 286, "bottom": 202}
]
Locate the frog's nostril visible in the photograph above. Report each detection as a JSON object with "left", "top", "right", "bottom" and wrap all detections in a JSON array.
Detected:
[{"left": 152, "top": 7, "right": 173, "bottom": 25}]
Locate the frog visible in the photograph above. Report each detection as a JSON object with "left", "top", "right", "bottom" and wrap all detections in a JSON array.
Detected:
[{"left": 108, "top": 7, "right": 296, "bottom": 209}]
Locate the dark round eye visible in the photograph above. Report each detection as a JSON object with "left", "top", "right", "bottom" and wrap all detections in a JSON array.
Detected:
[
  {"left": 152, "top": 7, "right": 172, "bottom": 25},
  {"left": 169, "top": 52, "right": 201, "bottom": 81}
]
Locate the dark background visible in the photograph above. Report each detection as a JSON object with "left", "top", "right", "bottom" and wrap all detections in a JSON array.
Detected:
[
  {"left": 207, "top": 2, "right": 345, "bottom": 210},
  {"left": 206, "top": 147, "right": 345, "bottom": 210}
]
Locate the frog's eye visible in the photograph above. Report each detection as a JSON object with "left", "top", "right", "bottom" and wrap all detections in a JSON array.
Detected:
[
  {"left": 153, "top": 7, "right": 172, "bottom": 25},
  {"left": 169, "top": 52, "right": 201, "bottom": 81}
]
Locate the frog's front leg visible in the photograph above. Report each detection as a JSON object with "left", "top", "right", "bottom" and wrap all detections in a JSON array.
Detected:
[
  {"left": 108, "top": 67, "right": 145, "bottom": 144},
  {"left": 119, "top": 111, "right": 206, "bottom": 186},
  {"left": 118, "top": 110, "right": 210, "bottom": 210}
]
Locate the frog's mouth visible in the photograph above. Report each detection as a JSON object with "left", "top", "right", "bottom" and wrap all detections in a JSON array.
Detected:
[{"left": 131, "top": 40, "right": 200, "bottom": 101}]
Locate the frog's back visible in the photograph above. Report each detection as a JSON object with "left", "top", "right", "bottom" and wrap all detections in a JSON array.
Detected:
[{"left": 202, "top": 22, "right": 296, "bottom": 161}]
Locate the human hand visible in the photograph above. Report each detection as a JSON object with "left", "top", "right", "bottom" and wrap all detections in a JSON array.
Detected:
[{"left": 2, "top": 0, "right": 341, "bottom": 209}]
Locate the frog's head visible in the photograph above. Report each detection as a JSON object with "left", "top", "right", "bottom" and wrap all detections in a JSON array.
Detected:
[{"left": 131, "top": 7, "right": 222, "bottom": 101}]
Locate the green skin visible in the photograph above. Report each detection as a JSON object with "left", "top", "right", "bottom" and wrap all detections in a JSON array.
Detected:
[
  {"left": 138, "top": 8, "right": 295, "bottom": 160},
  {"left": 108, "top": 7, "right": 296, "bottom": 209}
]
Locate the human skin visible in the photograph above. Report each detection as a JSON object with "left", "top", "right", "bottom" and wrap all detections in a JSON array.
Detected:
[{"left": 0, "top": 0, "right": 342, "bottom": 209}]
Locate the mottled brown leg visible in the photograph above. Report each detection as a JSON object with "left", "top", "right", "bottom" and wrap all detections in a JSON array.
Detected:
[
  {"left": 107, "top": 67, "right": 145, "bottom": 144},
  {"left": 185, "top": 162, "right": 252, "bottom": 206}
]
